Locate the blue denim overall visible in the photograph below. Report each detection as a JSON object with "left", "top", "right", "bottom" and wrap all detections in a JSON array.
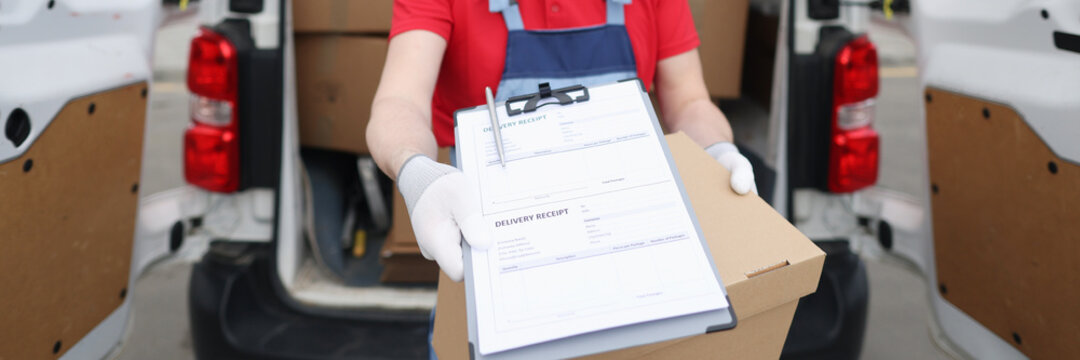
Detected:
[
  {"left": 430, "top": 2, "right": 638, "bottom": 357},
  {"left": 490, "top": 0, "right": 638, "bottom": 101}
]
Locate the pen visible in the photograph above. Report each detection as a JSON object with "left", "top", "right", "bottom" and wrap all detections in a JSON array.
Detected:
[{"left": 485, "top": 86, "right": 506, "bottom": 167}]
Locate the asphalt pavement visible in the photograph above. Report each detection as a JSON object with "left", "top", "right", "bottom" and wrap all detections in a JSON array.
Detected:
[{"left": 113, "top": 20, "right": 952, "bottom": 360}]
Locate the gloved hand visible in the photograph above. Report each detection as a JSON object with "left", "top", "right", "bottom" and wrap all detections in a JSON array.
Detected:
[
  {"left": 706, "top": 142, "right": 758, "bottom": 195},
  {"left": 397, "top": 155, "right": 492, "bottom": 281}
]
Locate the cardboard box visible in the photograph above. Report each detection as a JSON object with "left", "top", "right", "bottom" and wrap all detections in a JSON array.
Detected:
[
  {"left": 689, "top": 0, "right": 750, "bottom": 99},
  {"left": 295, "top": 35, "right": 387, "bottom": 154},
  {"left": 293, "top": 0, "right": 394, "bottom": 34},
  {"left": 432, "top": 133, "right": 825, "bottom": 359},
  {"left": 380, "top": 148, "right": 452, "bottom": 283}
]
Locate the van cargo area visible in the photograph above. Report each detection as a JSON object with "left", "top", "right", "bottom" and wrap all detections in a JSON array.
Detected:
[
  {"left": 280, "top": 0, "right": 778, "bottom": 308},
  {"left": 190, "top": 1, "right": 870, "bottom": 359}
]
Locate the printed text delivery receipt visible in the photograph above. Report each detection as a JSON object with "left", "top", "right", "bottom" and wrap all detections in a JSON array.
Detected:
[{"left": 456, "top": 81, "right": 729, "bottom": 355}]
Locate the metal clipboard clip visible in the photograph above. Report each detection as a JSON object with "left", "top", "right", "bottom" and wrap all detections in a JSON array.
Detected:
[
  {"left": 487, "top": 82, "right": 591, "bottom": 167},
  {"left": 504, "top": 82, "right": 591, "bottom": 117}
]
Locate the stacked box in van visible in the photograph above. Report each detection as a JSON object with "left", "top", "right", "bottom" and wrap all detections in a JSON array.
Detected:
[
  {"left": 294, "top": 0, "right": 393, "bottom": 154},
  {"left": 294, "top": 0, "right": 439, "bottom": 282}
]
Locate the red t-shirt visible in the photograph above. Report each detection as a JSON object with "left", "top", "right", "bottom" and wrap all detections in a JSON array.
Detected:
[{"left": 390, "top": 0, "right": 700, "bottom": 146}]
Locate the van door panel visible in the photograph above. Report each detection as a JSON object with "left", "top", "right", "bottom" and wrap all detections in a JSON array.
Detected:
[
  {"left": 925, "top": 87, "right": 1080, "bottom": 359},
  {"left": 897, "top": 1, "right": 1080, "bottom": 358},
  {"left": 0, "top": 82, "right": 147, "bottom": 359},
  {"left": 0, "top": 1, "right": 197, "bottom": 357}
]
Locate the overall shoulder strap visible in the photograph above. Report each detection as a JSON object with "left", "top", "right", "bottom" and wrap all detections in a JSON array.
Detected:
[
  {"left": 489, "top": 0, "right": 525, "bottom": 31},
  {"left": 606, "top": 0, "right": 631, "bottom": 26},
  {"left": 489, "top": 0, "right": 631, "bottom": 30}
]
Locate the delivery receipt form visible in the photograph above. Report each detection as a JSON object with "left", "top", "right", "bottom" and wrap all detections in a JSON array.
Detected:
[{"left": 456, "top": 81, "right": 730, "bottom": 355}]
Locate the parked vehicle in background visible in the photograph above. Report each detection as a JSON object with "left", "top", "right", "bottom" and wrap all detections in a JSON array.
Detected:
[
  {"left": 0, "top": 0, "right": 910, "bottom": 358},
  {"left": 0, "top": 1, "right": 197, "bottom": 359},
  {"left": 178, "top": 0, "right": 885, "bottom": 358},
  {"left": 864, "top": 1, "right": 1080, "bottom": 359}
]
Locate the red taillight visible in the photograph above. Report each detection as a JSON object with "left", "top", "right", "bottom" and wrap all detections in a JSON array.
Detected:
[
  {"left": 828, "top": 36, "right": 880, "bottom": 193},
  {"left": 187, "top": 28, "right": 237, "bottom": 101},
  {"left": 184, "top": 124, "right": 239, "bottom": 192},
  {"left": 185, "top": 27, "right": 240, "bottom": 193},
  {"left": 833, "top": 37, "right": 879, "bottom": 106},
  {"left": 829, "top": 127, "right": 879, "bottom": 192}
]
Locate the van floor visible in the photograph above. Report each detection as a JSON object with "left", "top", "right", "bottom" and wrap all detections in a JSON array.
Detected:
[{"left": 292, "top": 255, "right": 437, "bottom": 311}]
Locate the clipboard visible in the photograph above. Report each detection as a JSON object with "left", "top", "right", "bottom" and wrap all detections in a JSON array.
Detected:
[{"left": 453, "top": 79, "right": 737, "bottom": 360}]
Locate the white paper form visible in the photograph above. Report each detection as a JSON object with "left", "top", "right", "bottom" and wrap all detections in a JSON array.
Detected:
[{"left": 456, "top": 81, "right": 730, "bottom": 355}]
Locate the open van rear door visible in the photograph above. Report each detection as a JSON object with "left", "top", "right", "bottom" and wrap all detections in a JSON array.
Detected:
[
  {"left": 0, "top": 2, "right": 196, "bottom": 358},
  {"left": 881, "top": 1, "right": 1080, "bottom": 358}
]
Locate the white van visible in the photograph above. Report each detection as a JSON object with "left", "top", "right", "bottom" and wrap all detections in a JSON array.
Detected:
[{"left": 10, "top": 0, "right": 1071, "bottom": 359}]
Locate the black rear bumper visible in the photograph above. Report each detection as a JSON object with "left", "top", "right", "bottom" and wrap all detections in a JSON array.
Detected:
[
  {"left": 782, "top": 241, "right": 870, "bottom": 360},
  {"left": 190, "top": 241, "right": 867, "bottom": 360},
  {"left": 188, "top": 243, "right": 431, "bottom": 360}
]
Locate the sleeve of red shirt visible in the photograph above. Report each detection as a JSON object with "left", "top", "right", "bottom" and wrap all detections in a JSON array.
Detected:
[
  {"left": 390, "top": 0, "right": 454, "bottom": 41},
  {"left": 654, "top": 0, "right": 700, "bottom": 60}
]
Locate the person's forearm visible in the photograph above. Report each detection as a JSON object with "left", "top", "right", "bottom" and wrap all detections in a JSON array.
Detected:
[
  {"left": 365, "top": 30, "right": 447, "bottom": 180},
  {"left": 367, "top": 96, "right": 439, "bottom": 180},
  {"left": 654, "top": 49, "right": 734, "bottom": 149},
  {"left": 662, "top": 97, "right": 734, "bottom": 148},
  {"left": 655, "top": 49, "right": 754, "bottom": 194}
]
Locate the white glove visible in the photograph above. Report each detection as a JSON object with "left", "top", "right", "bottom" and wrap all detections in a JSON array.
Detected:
[
  {"left": 706, "top": 142, "right": 758, "bottom": 195},
  {"left": 397, "top": 155, "right": 492, "bottom": 281}
]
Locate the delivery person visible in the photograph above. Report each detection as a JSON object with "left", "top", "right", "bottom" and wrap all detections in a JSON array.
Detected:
[{"left": 366, "top": 0, "right": 757, "bottom": 282}]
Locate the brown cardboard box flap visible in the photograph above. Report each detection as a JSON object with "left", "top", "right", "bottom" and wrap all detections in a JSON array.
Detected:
[
  {"left": 587, "top": 301, "right": 800, "bottom": 360},
  {"left": 293, "top": 0, "right": 394, "bottom": 34},
  {"left": 432, "top": 133, "right": 824, "bottom": 359}
]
